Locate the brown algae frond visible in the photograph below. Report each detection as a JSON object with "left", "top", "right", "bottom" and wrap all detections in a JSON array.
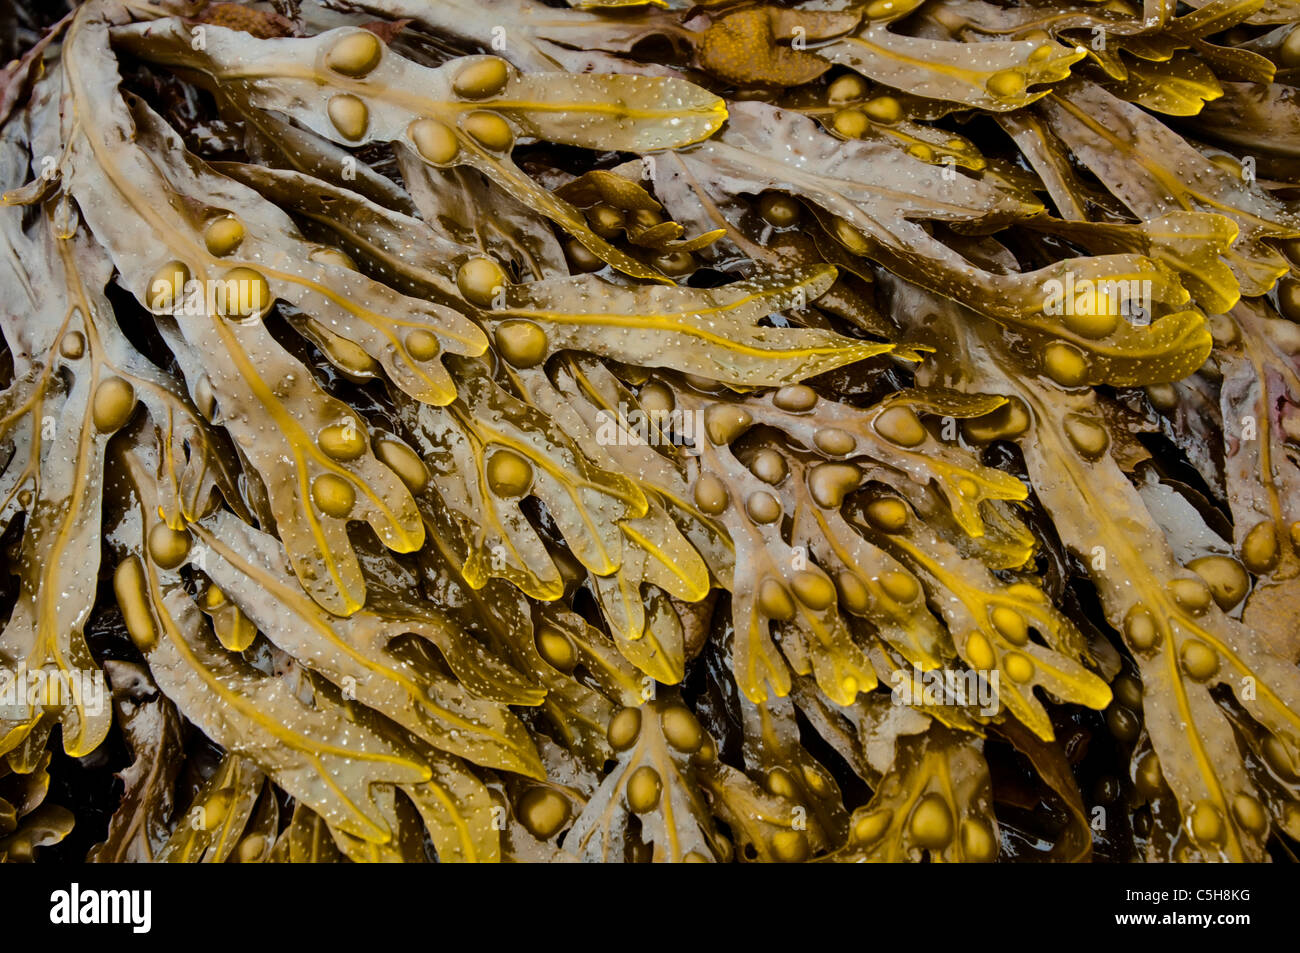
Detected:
[{"left": 0, "top": 0, "right": 1297, "bottom": 864}]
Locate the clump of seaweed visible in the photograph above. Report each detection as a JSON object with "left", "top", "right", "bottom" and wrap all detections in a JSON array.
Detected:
[{"left": 0, "top": 0, "right": 1297, "bottom": 863}]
